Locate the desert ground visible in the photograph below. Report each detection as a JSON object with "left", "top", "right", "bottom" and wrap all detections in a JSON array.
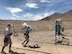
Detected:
[
  {"left": 0, "top": 9, "right": 72, "bottom": 54},
  {"left": 0, "top": 30, "right": 72, "bottom": 54}
]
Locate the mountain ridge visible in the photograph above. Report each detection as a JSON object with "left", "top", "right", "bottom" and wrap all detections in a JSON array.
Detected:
[{"left": 41, "top": 10, "right": 72, "bottom": 21}]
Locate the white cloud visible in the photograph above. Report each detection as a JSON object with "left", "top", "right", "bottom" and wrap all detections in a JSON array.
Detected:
[
  {"left": 6, "top": 7, "right": 23, "bottom": 13},
  {"left": 39, "top": 0, "right": 57, "bottom": 7},
  {"left": 40, "top": 0, "right": 64, "bottom": 3},
  {"left": 33, "top": 11, "right": 55, "bottom": 20},
  {"left": 26, "top": 0, "right": 38, "bottom": 3},
  {"left": 12, "top": 14, "right": 21, "bottom": 18},
  {"left": 26, "top": 3, "right": 38, "bottom": 8},
  {"left": 21, "top": 11, "right": 55, "bottom": 20},
  {"left": 7, "top": 11, "right": 55, "bottom": 20},
  {"left": 33, "top": 15, "right": 43, "bottom": 20},
  {"left": 22, "top": 13, "right": 42, "bottom": 20},
  {"left": 10, "top": 17, "right": 17, "bottom": 20},
  {"left": 22, "top": 13, "right": 33, "bottom": 20},
  {"left": 40, "top": 0, "right": 65, "bottom": 7},
  {"left": 43, "top": 11, "right": 55, "bottom": 17},
  {"left": 23, "top": 13, "right": 33, "bottom": 17},
  {"left": 40, "top": 0, "right": 53, "bottom": 3}
]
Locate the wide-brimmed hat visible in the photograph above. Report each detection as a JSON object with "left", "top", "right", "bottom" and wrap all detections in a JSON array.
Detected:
[
  {"left": 22, "top": 22, "right": 32, "bottom": 29},
  {"left": 22, "top": 22, "right": 30, "bottom": 27}
]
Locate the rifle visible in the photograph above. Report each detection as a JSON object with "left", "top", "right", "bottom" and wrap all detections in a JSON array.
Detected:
[{"left": 12, "top": 24, "right": 18, "bottom": 36}]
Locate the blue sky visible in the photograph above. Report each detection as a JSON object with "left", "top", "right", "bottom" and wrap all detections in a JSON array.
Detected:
[{"left": 0, "top": 0, "right": 72, "bottom": 20}]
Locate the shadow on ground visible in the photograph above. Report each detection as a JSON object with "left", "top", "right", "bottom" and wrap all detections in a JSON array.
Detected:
[{"left": 9, "top": 51, "right": 25, "bottom": 54}]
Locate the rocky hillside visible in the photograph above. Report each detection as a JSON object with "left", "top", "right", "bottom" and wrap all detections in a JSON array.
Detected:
[
  {"left": 41, "top": 10, "right": 72, "bottom": 21},
  {"left": 42, "top": 13, "right": 63, "bottom": 20}
]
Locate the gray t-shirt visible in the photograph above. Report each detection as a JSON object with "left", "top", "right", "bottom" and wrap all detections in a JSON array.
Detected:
[{"left": 5, "top": 27, "right": 12, "bottom": 37}]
